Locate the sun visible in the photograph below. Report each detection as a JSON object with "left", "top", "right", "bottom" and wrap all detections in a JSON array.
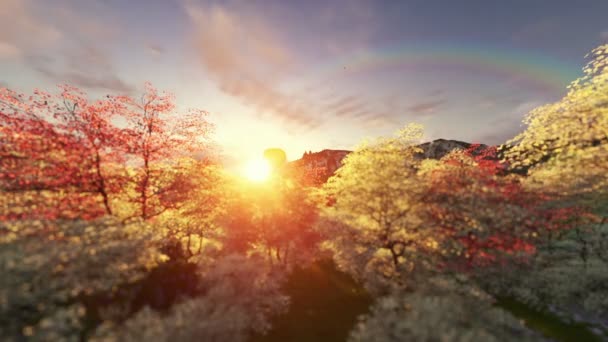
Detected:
[{"left": 243, "top": 158, "right": 272, "bottom": 182}]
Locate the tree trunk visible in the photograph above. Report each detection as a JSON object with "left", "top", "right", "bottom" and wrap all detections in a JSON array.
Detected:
[{"left": 94, "top": 150, "right": 112, "bottom": 215}]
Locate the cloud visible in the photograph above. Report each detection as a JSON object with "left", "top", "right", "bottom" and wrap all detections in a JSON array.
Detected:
[
  {"left": 513, "top": 100, "right": 544, "bottom": 116},
  {"left": 0, "top": 42, "right": 20, "bottom": 59},
  {"left": 0, "top": 0, "right": 132, "bottom": 93},
  {"left": 361, "top": 112, "right": 401, "bottom": 128},
  {"left": 475, "top": 119, "right": 524, "bottom": 145},
  {"left": 38, "top": 68, "right": 133, "bottom": 93},
  {"left": 0, "top": 0, "right": 62, "bottom": 58},
  {"left": 28, "top": 46, "right": 134, "bottom": 94},
  {"left": 601, "top": 30, "right": 608, "bottom": 41},
  {"left": 146, "top": 43, "right": 164, "bottom": 55},
  {"left": 475, "top": 100, "right": 545, "bottom": 145},
  {"left": 335, "top": 103, "right": 365, "bottom": 118},
  {"left": 51, "top": 3, "right": 119, "bottom": 41},
  {"left": 67, "top": 45, "right": 114, "bottom": 70},
  {"left": 185, "top": 2, "right": 322, "bottom": 130},
  {"left": 326, "top": 95, "right": 358, "bottom": 112},
  {"left": 407, "top": 99, "right": 446, "bottom": 115},
  {"left": 324, "top": 94, "right": 372, "bottom": 118}
]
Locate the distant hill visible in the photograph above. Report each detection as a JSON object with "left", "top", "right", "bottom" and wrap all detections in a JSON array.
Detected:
[
  {"left": 290, "top": 139, "right": 491, "bottom": 182},
  {"left": 416, "top": 139, "right": 488, "bottom": 160}
]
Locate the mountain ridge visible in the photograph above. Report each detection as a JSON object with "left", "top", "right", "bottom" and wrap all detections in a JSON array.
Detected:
[{"left": 290, "top": 139, "right": 491, "bottom": 181}]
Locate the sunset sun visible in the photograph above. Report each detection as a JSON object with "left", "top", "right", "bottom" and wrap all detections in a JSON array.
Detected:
[{"left": 243, "top": 158, "right": 272, "bottom": 182}]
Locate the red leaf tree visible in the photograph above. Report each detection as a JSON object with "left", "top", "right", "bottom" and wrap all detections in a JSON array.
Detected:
[
  {"left": 0, "top": 83, "right": 213, "bottom": 222},
  {"left": 115, "top": 83, "right": 212, "bottom": 220},
  {"left": 422, "top": 145, "right": 588, "bottom": 272}
]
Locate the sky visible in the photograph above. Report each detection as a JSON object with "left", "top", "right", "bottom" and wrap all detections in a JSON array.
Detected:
[{"left": 1, "top": 0, "right": 608, "bottom": 165}]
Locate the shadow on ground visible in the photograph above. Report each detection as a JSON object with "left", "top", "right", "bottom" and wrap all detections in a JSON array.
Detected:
[{"left": 251, "top": 260, "right": 372, "bottom": 342}]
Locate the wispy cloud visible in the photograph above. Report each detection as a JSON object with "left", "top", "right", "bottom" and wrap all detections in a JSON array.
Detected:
[
  {"left": 513, "top": 100, "right": 544, "bottom": 116},
  {"left": 601, "top": 30, "right": 608, "bottom": 41},
  {"left": 185, "top": 2, "right": 322, "bottom": 130},
  {"left": 476, "top": 119, "right": 524, "bottom": 145},
  {"left": 1, "top": 0, "right": 131, "bottom": 93},
  {"left": 146, "top": 43, "right": 164, "bottom": 55},
  {"left": 475, "top": 100, "right": 545, "bottom": 144},
  {"left": 324, "top": 94, "right": 372, "bottom": 119},
  {"left": 33, "top": 63, "right": 133, "bottom": 94},
  {"left": 26, "top": 43, "right": 134, "bottom": 94},
  {"left": 326, "top": 95, "right": 358, "bottom": 112},
  {"left": 407, "top": 99, "right": 446, "bottom": 116},
  {"left": 361, "top": 112, "right": 401, "bottom": 129},
  {"left": 0, "top": 0, "right": 61, "bottom": 58},
  {"left": 0, "top": 42, "right": 20, "bottom": 59}
]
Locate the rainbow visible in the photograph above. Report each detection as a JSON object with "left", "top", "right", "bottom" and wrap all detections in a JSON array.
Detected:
[{"left": 312, "top": 42, "right": 581, "bottom": 96}]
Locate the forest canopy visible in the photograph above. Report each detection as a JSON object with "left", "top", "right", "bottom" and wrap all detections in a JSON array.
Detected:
[{"left": 0, "top": 45, "right": 607, "bottom": 341}]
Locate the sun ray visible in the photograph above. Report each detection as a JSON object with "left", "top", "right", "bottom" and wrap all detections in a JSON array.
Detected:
[{"left": 243, "top": 158, "right": 271, "bottom": 182}]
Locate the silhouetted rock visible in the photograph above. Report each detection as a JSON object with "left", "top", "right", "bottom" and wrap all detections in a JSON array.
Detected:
[{"left": 416, "top": 139, "right": 487, "bottom": 160}]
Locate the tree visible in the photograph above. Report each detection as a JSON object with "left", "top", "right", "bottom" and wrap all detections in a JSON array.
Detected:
[
  {"left": 0, "top": 218, "right": 162, "bottom": 340},
  {"left": 0, "top": 86, "right": 123, "bottom": 220},
  {"left": 418, "top": 145, "right": 583, "bottom": 273},
  {"left": 221, "top": 173, "right": 321, "bottom": 267},
  {"left": 91, "top": 255, "right": 289, "bottom": 342},
  {"left": 350, "top": 279, "right": 538, "bottom": 342},
  {"left": 156, "top": 160, "right": 227, "bottom": 261},
  {"left": 489, "top": 44, "right": 608, "bottom": 331},
  {"left": 319, "top": 124, "right": 430, "bottom": 291},
  {"left": 1, "top": 83, "right": 214, "bottom": 222},
  {"left": 504, "top": 44, "right": 608, "bottom": 203},
  {"left": 116, "top": 83, "right": 213, "bottom": 220}
]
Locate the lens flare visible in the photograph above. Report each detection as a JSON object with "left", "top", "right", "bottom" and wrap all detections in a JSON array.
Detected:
[{"left": 243, "top": 158, "right": 271, "bottom": 182}]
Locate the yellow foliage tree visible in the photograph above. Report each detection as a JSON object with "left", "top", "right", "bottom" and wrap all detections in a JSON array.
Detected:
[
  {"left": 505, "top": 45, "right": 608, "bottom": 203},
  {"left": 319, "top": 124, "right": 432, "bottom": 289}
]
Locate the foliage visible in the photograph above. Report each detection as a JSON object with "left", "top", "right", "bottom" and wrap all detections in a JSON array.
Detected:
[
  {"left": 0, "top": 219, "right": 162, "bottom": 340},
  {"left": 220, "top": 173, "right": 322, "bottom": 267},
  {"left": 92, "top": 255, "right": 289, "bottom": 342},
  {"left": 0, "top": 86, "right": 123, "bottom": 220},
  {"left": 505, "top": 44, "right": 608, "bottom": 203},
  {"left": 154, "top": 161, "right": 227, "bottom": 261},
  {"left": 0, "top": 83, "right": 213, "bottom": 222},
  {"left": 350, "top": 278, "right": 538, "bottom": 342},
  {"left": 2, "top": 44, "right": 608, "bottom": 341},
  {"left": 319, "top": 124, "right": 430, "bottom": 292},
  {"left": 252, "top": 260, "right": 372, "bottom": 342},
  {"left": 494, "top": 44, "right": 608, "bottom": 333},
  {"left": 115, "top": 83, "right": 212, "bottom": 219},
  {"left": 319, "top": 125, "right": 573, "bottom": 293},
  {"left": 419, "top": 146, "right": 587, "bottom": 273},
  {"left": 481, "top": 221, "right": 608, "bottom": 334}
]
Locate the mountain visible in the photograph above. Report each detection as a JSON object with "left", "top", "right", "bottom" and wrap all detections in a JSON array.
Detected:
[
  {"left": 291, "top": 149, "right": 351, "bottom": 174},
  {"left": 290, "top": 139, "right": 490, "bottom": 181},
  {"left": 416, "top": 139, "right": 487, "bottom": 160}
]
